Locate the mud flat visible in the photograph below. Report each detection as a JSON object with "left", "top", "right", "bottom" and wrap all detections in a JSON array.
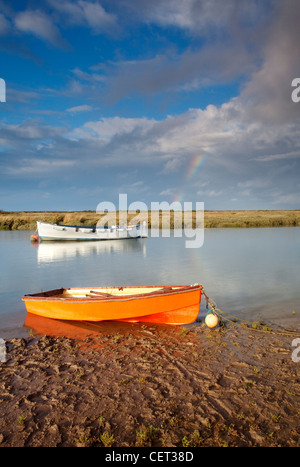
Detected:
[{"left": 0, "top": 318, "right": 299, "bottom": 447}]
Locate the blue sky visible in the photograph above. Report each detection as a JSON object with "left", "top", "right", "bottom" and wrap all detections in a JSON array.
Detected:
[{"left": 0, "top": 0, "right": 300, "bottom": 211}]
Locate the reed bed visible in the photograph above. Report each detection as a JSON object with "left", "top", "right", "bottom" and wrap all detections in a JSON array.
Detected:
[{"left": 0, "top": 210, "right": 299, "bottom": 230}]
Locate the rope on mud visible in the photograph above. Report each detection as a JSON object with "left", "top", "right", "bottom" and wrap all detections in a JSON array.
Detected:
[{"left": 201, "top": 287, "right": 300, "bottom": 338}]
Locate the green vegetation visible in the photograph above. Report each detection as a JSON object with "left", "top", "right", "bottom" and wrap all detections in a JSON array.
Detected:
[
  {"left": 0, "top": 209, "right": 300, "bottom": 230},
  {"left": 18, "top": 415, "right": 26, "bottom": 426},
  {"left": 99, "top": 431, "right": 115, "bottom": 447},
  {"left": 202, "top": 210, "right": 300, "bottom": 228},
  {"left": 136, "top": 424, "right": 159, "bottom": 446}
]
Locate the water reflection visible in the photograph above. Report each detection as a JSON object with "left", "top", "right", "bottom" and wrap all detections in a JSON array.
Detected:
[
  {"left": 24, "top": 312, "right": 113, "bottom": 341},
  {"left": 1, "top": 228, "right": 300, "bottom": 338},
  {"left": 24, "top": 312, "right": 181, "bottom": 347},
  {"left": 36, "top": 238, "right": 147, "bottom": 263}
]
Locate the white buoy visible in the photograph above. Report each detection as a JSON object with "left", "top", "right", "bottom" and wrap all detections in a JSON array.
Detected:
[{"left": 205, "top": 312, "right": 219, "bottom": 329}]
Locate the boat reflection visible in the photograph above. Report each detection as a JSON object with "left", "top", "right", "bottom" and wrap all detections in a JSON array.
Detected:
[
  {"left": 24, "top": 312, "right": 126, "bottom": 341},
  {"left": 36, "top": 238, "right": 147, "bottom": 263},
  {"left": 23, "top": 312, "right": 182, "bottom": 348}
]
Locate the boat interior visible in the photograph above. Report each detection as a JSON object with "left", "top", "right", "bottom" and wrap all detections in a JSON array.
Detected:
[{"left": 24, "top": 285, "right": 199, "bottom": 299}]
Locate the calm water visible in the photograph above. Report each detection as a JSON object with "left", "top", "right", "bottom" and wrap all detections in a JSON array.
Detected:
[{"left": 0, "top": 228, "right": 300, "bottom": 337}]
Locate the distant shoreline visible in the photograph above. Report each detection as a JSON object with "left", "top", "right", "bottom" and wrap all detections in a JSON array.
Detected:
[{"left": 1, "top": 210, "right": 300, "bottom": 230}]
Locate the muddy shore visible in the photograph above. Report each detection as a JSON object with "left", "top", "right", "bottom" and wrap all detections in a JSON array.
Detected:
[{"left": 0, "top": 317, "right": 299, "bottom": 447}]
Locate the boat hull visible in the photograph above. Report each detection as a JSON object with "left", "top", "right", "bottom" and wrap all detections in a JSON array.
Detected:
[
  {"left": 36, "top": 221, "right": 148, "bottom": 241},
  {"left": 22, "top": 285, "right": 202, "bottom": 325}
]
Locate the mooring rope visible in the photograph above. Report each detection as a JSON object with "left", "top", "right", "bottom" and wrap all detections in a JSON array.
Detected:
[{"left": 201, "top": 287, "right": 300, "bottom": 338}]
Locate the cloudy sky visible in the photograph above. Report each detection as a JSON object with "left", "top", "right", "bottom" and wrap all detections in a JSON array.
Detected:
[{"left": 0, "top": 0, "right": 300, "bottom": 211}]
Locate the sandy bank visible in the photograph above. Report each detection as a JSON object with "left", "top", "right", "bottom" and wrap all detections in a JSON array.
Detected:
[{"left": 0, "top": 318, "right": 299, "bottom": 447}]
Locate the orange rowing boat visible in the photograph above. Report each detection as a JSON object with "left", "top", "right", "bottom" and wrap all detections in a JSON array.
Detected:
[{"left": 22, "top": 284, "right": 202, "bottom": 325}]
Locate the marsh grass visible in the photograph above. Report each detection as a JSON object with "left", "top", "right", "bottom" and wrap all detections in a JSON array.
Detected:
[
  {"left": 18, "top": 414, "right": 26, "bottom": 426},
  {"left": 99, "top": 431, "right": 115, "bottom": 447},
  {"left": 1, "top": 210, "right": 299, "bottom": 230},
  {"left": 136, "top": 424, "right": 159, "bottom": 446}
]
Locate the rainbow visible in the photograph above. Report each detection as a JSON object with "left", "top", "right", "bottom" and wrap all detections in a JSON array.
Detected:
[{"left": 173, "top": 153, "right": 207, "bottom": 203}]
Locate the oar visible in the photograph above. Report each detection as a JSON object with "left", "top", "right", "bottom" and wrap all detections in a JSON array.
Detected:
[{"left": 89, "top": 290, "right": 113, "bottom": 297}]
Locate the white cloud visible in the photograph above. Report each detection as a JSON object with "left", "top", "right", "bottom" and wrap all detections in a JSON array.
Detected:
[
  {"left": 49, "top": 0, "right": 118, "bottom": 34},
  {"left": 127, "top": 0, "right": 270, "bottom": 36},
  {"left": 14, "top": 9, "right": 65, "bottom": 47},
  {"left": 69, "top": 116, "right": 156, "bottom": 141},
  {"left": 159, "top": 188, "right": 175, "bottom": 196},
  {"left": 2, "top": 0, "right": 300, "bottom": 210},
  {"left": 99, "top": 44, "right": 254, "bottom": 103},
  {"left": 0, "top": 13, "right": 10, "bottom": 35},
  {"left": 72, "top": 67, "right": 105, "bottom": 83},
  {"left": 161, "top": 158, "right": 183, "bottom": 173},
  {"left": 66, "top": 104, "right": 93, "bottom": 113},
  {"left": 0, "top": 120, "right": 64, "bottom": 140},
  {"left": 79, "top": 0, "right": 117, "bottom": 31},
  {"left": 238, "top": 180, "right": 269, "bottom": 189},
  {"left": 238, "top": 0, "right": 300, "bottom": 124},
  {"left": 271, "top": 193, "right": 300, "bottom": 205},
  {"left": 4, "top": 158, "right": 75, "bottom": 176},
  {"left": 64, "top": 83, "right": 298, "bottom": 173},
  {"left": 197, "top": 189, "right": 223, "bottom": 197},
  {"left": 255, "top": 151, "right": 300, "bottom": 162}
]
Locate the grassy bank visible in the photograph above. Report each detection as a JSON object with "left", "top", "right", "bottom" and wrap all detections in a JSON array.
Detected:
[{"left": 0, "top": 210, "right": 300, "bottom": 230}]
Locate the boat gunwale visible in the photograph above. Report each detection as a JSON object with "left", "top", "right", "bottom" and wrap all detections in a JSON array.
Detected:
[
  {"left": 38, "top": 237, "right": 143, "bottom": 242},
  {"left": 22, "top": 285, "right": 202, "bottom": 303}
]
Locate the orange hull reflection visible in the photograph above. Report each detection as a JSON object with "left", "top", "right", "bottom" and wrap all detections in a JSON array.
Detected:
[
  {"left": 25, "top": 312, "right": 140, "bottom": 342},
  {"left": 25, "top": 312, "right": 100, "bottom": 341}
]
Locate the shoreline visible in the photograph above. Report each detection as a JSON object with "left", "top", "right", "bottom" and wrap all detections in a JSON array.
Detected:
[
  {"left": 0, "top": 319, "right": 299, "bottom": 447},
  {"left": 1, "top": 209, "right": 300, "bottom": 230}
]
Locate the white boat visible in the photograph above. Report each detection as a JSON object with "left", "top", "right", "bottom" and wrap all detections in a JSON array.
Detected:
[{"left": 35, "top": 220, "right": 148, "bottom": 242}]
